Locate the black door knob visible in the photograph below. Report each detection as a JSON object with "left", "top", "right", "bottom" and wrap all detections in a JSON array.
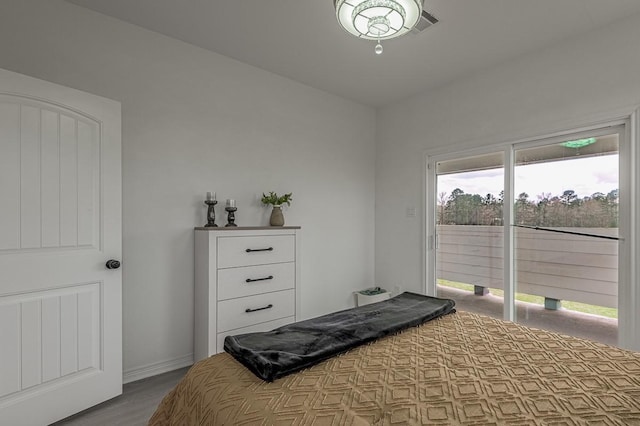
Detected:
[{"left": 106, "top": 259, "right": 121, "bottom": 270}]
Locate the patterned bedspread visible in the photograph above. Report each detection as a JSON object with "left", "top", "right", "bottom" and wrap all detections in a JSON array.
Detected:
[{"left": 149, "top": 311, "right": 640, "bottom": 425}]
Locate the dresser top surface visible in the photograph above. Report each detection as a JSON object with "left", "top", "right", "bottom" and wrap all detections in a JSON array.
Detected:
[{"left": 195, "top": 226, "right": 301, "bottom": 231}]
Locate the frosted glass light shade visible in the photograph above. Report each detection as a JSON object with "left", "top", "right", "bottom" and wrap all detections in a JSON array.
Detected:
[{"left": 334, "top": 0, "right": 422, "bottom": 40}]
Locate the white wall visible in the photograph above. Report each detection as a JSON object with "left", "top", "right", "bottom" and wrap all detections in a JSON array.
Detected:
[
  {"left": 375, "top": 13, "right": 640, "bottom": 295},
  {"left": 0, "top": 0, "right": 376, "bottom": 379}
]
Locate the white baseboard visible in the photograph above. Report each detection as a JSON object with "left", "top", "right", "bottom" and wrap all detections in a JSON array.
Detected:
[{"left": 123, "top": 353, "right": 194, "bottom": 384}]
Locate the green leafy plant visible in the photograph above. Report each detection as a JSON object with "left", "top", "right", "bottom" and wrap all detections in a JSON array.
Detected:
[{"left": 261, "top": 191, "right": 293, "bottom": 207}]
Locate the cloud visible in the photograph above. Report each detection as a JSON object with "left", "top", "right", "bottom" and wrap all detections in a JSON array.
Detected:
[{"left": 438, "top": 155, "right": 618, "bottom": 200}]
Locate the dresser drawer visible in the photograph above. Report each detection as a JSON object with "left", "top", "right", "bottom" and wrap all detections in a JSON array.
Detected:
[
  {"left": 217, "top": 289, "right": 295, "bottom": 333},
  {"left": 218, "top": 262, "right": 295, "bottom": 301},
  {"left": 217, "top": 235, "right": 295, "bottom": 268},
  {"left": 217, "top": 316, "right": 295, "bottom": 353}
]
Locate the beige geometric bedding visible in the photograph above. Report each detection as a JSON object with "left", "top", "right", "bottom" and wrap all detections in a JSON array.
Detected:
[{"left": 149, "top": 311, "right": 640, "bottom": 425}]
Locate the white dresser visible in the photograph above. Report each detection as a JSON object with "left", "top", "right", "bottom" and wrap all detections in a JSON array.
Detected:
[{"left": 194, "top": 226, "right": 301, "bottom": 361}]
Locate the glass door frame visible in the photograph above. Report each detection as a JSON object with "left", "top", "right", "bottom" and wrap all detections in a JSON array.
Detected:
[{"left": 424, "top": 115, "right": 639, "bottom": 351}]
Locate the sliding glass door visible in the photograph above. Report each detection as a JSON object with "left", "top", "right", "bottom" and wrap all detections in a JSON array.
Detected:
[
  {"left": 513, "top": 133, "right": 619, "bottom": 345},
  {"left": 427, "top": 126, "right": 625, "bottom": 347},
  {"left": 434, "top": 152, "right": 504, "bottom": 320}
]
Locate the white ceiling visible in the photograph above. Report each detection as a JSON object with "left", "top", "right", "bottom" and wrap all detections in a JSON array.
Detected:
[{"left": 66, "top": 0, "right": 640, "bottom": 107}]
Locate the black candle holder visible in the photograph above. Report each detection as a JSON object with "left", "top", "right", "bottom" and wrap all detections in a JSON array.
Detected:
[
  {"left": 225, "top": 206, "right": 238, "bottom": 227},
  {"left": 204, "top": 200, "right": 218, "bottom": 227}
]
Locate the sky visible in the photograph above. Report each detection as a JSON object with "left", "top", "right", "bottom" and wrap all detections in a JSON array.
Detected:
[{"left": 437, "top": 155, "right": 618, "bottom": 202}]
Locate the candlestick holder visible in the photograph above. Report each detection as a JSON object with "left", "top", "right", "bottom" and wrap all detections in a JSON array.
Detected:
[
  {"left": 225, "top": 206, "right": 238, "bottom": 227},
  {"left": 204, "top": 200, "right": 218, "bottom": 227}
]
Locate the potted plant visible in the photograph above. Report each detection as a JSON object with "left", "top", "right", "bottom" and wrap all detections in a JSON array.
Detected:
[{"left": 261, "top": 191, "right": 293, "bottom": 226}]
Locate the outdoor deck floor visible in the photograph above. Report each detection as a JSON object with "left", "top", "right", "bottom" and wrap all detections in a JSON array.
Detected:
[{"left": 438, "top": 286, "right": 618, "bottom": 347}]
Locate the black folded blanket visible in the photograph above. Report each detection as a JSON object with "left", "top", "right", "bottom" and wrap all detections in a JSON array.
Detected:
[{"left": 224, "top": 292, "right": 455, "bottom": 382}]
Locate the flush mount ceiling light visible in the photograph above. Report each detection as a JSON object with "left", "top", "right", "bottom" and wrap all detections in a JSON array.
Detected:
[{"left": 334, "top": 0, "right": 422, "bottom": 55}]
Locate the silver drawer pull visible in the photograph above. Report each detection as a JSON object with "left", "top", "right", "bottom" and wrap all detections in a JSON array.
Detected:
[
  {"left": 245, "top": 247, "right": 274, "bottom": 253},
  {"left": 246, "top": 275, "right": 274, "bottom": 283},
  {"left": 245, "top": 304, "right": 273, "bottom": 313}
]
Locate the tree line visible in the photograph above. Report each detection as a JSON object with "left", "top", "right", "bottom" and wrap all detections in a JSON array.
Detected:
[{"left": 438, "top": 188, "right": 618, "bottom": 227}]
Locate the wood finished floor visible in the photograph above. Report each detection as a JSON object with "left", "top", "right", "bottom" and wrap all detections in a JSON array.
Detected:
[{"left": 51, "top": 367, "right": 189, "bottom": 426}]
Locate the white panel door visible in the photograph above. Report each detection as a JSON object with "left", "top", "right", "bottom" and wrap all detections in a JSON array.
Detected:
[{"left": 0, "top": 68, "right": 122, "bottom": 426}]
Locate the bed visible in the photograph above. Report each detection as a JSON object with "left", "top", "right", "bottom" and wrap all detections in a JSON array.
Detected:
[{"left": 149, "top": 295, "right": 640, "bottom": 425}]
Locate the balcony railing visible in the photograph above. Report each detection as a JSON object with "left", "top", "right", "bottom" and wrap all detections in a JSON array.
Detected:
[{"left": 436, "top": 225, "right": 618, "bottom": 308}]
